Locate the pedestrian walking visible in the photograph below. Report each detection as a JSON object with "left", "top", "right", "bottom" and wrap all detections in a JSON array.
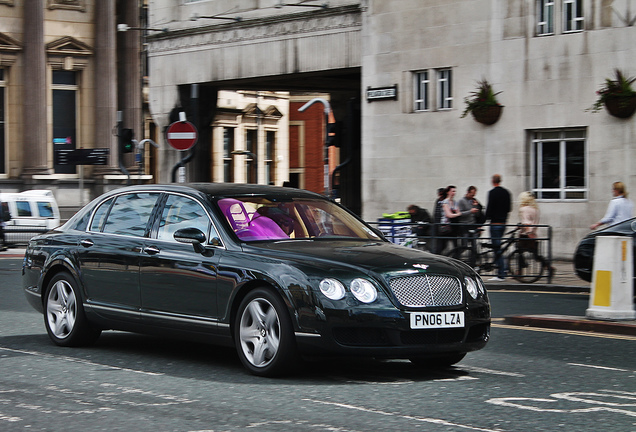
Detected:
[
  {"left": 485, "top": 174, "right": 511, "bottom": 281},
  {"left": 590, "top": 181, "right": 634, "bottom": 230},
  {"left": 436, "top": 185, "right": 461, "bottom": 254}
]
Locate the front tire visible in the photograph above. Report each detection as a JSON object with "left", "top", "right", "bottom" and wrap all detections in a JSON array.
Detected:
[
  {"left": 234, "top": 288, "right": 298, "bottom": 377},
  {"left": 44, "top": 272, "right": 101, "bottom": 347}
]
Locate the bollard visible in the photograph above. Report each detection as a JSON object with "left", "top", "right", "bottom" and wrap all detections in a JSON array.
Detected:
[{"left": 586, "top": 236, "right": 636, "bottom": 321}]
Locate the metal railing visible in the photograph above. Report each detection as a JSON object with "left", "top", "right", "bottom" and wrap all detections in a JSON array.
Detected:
[{"left": 369, "top": 220, "right": 553, "bottom": 283}]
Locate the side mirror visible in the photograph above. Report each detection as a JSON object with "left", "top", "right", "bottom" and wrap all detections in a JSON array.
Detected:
[{"left": 174, "top": 228, "right": 207, "bottom": 254}]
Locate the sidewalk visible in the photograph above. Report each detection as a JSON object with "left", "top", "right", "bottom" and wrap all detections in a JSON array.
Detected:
[
  {"left": 485, "top": 259, "right": 636, "bottom": 336},
  {"left": 2, "top": 247, "right": 634, "bottom": 336}
]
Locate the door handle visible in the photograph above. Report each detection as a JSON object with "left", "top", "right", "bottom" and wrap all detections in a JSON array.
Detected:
[
  {"left": 79, "top": 239, "right": 94, "bottom": 248},
  {"left": 144, "top": 245, "right": 160, "bottom": 255}
]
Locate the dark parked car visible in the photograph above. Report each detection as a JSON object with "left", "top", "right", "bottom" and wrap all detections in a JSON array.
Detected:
[
  {"left": 574, "top": 217, "right": 636, "bottom": 282},
  {"left": 23, "top": 184, "right": 490, "bottom": 376}
]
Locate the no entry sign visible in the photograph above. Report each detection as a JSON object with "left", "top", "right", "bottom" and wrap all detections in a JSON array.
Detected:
[{"left": 167, "top": 121, "right": 198, "bottom": 151}]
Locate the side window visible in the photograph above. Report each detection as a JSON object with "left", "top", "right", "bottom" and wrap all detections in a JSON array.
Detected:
[
  {"left": 16, "top": 201, "right": 32, "bottom": 217},
  {"left": 102, "top": 193, "right": 160, "bottom": 237},
  {"left": 157, "top": 195, "right": 212, "bottom": 242},
  {"left": 89, "top": 198, "right": 114, "bottom": 232},
  {"left": 37, "top": 202, "right": 54, "bottom": 218}
]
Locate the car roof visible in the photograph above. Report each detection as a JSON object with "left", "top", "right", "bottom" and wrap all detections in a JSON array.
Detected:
[{"left": 106, "top": 183, "right": 326, "bottom": 200}]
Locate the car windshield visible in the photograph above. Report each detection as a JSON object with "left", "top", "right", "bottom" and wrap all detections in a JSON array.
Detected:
[{"left": 215, "top": 196, "right": 382, "bottom": 242}]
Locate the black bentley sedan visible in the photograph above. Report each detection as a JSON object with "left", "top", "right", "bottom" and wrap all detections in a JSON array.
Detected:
[{"left": 23, "top": 184, "right": 490, "bottom": 376}]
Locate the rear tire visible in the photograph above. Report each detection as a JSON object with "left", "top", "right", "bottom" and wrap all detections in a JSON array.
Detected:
[
  {"left": 44, "top": 272, "right": 101, "bottom": 347},
  {"left": 509, "top": 249, "right": 545, "bottom": 283},
  {"left": 234, "top": 288, "right": 298, "bottom": 377}
]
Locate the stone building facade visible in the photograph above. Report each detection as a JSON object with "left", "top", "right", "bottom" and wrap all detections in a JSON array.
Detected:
[{"left": 146, "top": 0, "right": 635, "bottom": 258}]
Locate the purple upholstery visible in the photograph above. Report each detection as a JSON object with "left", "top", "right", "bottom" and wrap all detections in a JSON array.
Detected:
[
  {"left": 217, "top": 198, "right": 288, "bottom": 241},
  {"left": 236, "top": 215, "right": 289, "bottom": 241}
]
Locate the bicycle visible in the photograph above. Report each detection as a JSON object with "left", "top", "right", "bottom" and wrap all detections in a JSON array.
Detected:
[{"left": 445, "top": 225, "right": 547, "bottom": 283}]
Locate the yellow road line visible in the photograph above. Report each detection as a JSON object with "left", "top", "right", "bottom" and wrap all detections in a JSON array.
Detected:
[{"left": 492, "top": 323, "right": 636, "bottom": 341}]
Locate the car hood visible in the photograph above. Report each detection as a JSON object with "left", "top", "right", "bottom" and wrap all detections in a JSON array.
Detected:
[{"left": 243, "top": 240, "right": 467, "bottom": 275}]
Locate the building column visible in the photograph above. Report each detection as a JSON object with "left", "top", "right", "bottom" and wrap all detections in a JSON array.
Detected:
[
  {"left": 94, "top": 0, "right": 118, "bottom": 171},
  {"left": 22, "top": 0, "right": 49, "bottom": 176},
  {"left": 118, "top": 0, "right": 142, "bottom": 165}
]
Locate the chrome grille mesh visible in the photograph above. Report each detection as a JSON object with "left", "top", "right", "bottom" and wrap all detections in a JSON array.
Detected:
[{"left": 388, "top": 274, "right": 462, "bottom": 307}]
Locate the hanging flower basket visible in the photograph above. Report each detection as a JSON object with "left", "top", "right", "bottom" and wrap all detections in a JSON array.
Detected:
[
  {"left": 603, "top": 95, "right": 636, "bottom": 118},
  {"left": 588, "top": 69, "right": 636, "bottom": 118},
  {"left": 461, "top": 79, "right": 503, "bottom": 126},
  {"left": 471, "top": 104, "right": 503, "bottom": 125}
]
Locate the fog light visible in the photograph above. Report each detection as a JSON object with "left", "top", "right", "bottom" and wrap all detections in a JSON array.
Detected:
[
  {"left": 350, "top": 278, "right": 377, "bottom": 303},
  {"left": 319, "top": 278, "right": 345, "bottom": 300}
]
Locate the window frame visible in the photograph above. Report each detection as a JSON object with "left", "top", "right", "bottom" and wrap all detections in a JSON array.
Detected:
[
  {"left": 414, "top": 70, "right": 429, "bottom": 112},
  {"left": 530, "top": 128, "right": 587, "bottom": 201},
  {"left": 563, "top": 0, "right": 584, "bottom": 33},
  {"left": 537, "top": 0, "right": 555, "bottom": 36},
  {"left": 223, "top": 127, "right": 234, "bottom": 183},
  {"left": 265, "top": 130, "right": 275, "bottom": 185},
  {"left": 437, "top": 68, "right": 452, "bottom": 110}
]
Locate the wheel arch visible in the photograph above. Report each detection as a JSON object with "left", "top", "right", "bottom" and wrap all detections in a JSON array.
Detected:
[
  {"left": 228, "top": 279, "right": 299, "bottom": 344},
  {"left": 39, "top": 260, "right": 83, "bottom": 308}
]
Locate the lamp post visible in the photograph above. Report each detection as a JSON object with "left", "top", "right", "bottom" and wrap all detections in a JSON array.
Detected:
[{"left": 232, "top": 150, "right": 257, "bottom": 184}]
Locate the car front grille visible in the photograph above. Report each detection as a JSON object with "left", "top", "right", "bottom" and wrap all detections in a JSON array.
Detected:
[{"left": 388, "top": 274, "right": 462, "bottom": 307}]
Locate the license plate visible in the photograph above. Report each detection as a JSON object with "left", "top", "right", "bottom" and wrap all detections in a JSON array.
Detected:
[{"left": 410, "top": 311, "right": 465, "bottom": 329}]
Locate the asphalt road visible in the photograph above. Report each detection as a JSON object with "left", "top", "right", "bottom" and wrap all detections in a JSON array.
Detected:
[{"left": 1, "top": 258, "right": 635, "bottom": 431}]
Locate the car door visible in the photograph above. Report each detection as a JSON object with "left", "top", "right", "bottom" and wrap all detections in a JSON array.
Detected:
[
  {"left": 77, "top": 192, "right": 161, "bottom": 323},
  {"left": 139, "top": 193, "right": 222, "bottom": 334}
]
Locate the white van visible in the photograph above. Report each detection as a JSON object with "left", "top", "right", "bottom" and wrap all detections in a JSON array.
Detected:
[{"left": 0, "top": 190, "right": 61, "bottom": 243}]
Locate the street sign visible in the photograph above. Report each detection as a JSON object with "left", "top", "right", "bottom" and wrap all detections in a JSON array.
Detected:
[
  {"left": 54, "top": 148, "right": 110, "bottom": 165},
  {"left": 166, "top": 121, "right": 198, "bottom": 151}
]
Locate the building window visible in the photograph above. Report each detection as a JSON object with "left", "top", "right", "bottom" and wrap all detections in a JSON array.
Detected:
[
  {"left": 437, "top": 68, "right": 452, "bottom": 110},
  {"left": 223, "top": 127, "right": 234, "bottom": 183},
  {"left": 245, "top": 129, "right": 257, "bottom": 184},
  {"left": 0, "top": 69, "right": 5, "bottom": 174},
  {"left": 563, "top": 0, "right": 584, "bottom": 32},
  {"left": 52, "top": 70, "right": 78, "bottom": 174},
  {"left": 265, "top": 131, "right": 275, "bottom": 185},
  {"left": 414, "top": 71, "right": 429, "bottom": 112},
  {"left": 531, "top": 129, "right": 586, "bottom": 200},
  {"left": 537, "top": 0, "right": 555, "bottom": 35}
]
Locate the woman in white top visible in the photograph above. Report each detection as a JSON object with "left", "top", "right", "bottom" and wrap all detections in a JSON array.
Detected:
[
  {"left": 518, "top": 191, "right": 539, "bottom": 236},
  {"left": 590, "top": 181, "right": 634, "bottom": 230}
]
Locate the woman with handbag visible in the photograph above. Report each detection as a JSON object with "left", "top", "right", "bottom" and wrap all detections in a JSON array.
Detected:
[{"left": 518, "top": 191, "right": 539, "bottom": 251}]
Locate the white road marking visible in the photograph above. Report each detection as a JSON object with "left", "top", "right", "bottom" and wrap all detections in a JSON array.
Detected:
[
  {"left": 460, "top": 366, "right": 525, "bottom": 377},
  {"left": 305, "top": 399, "right": 510, "bottom": 432},
  {"left": 487, "top": 390, "right": 636, "bottom": 417},
  {"left": 0, "top": 346, "right": 163, "bottom": 376},
  {"left": 568, "top": 363, "right": 631, "bottom": 372}
]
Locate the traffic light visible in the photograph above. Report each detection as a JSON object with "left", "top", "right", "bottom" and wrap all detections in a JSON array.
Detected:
[
  {"left": 326, "top": 121, "right": 341, "bottom": 147},
  {"left": 120, "top": 128, "right": 134, "bottom": 153}
]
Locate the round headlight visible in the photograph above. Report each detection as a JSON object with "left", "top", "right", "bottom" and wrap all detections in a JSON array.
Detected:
[
  {"left": 350, "top": 278, "right": 378, "bottom": 303},
  {"left": 319, "top": 278, "right": 346, "bottom": 300},
  {"left": 465, "top": 277, "right": 479, "bottom": 299}
]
